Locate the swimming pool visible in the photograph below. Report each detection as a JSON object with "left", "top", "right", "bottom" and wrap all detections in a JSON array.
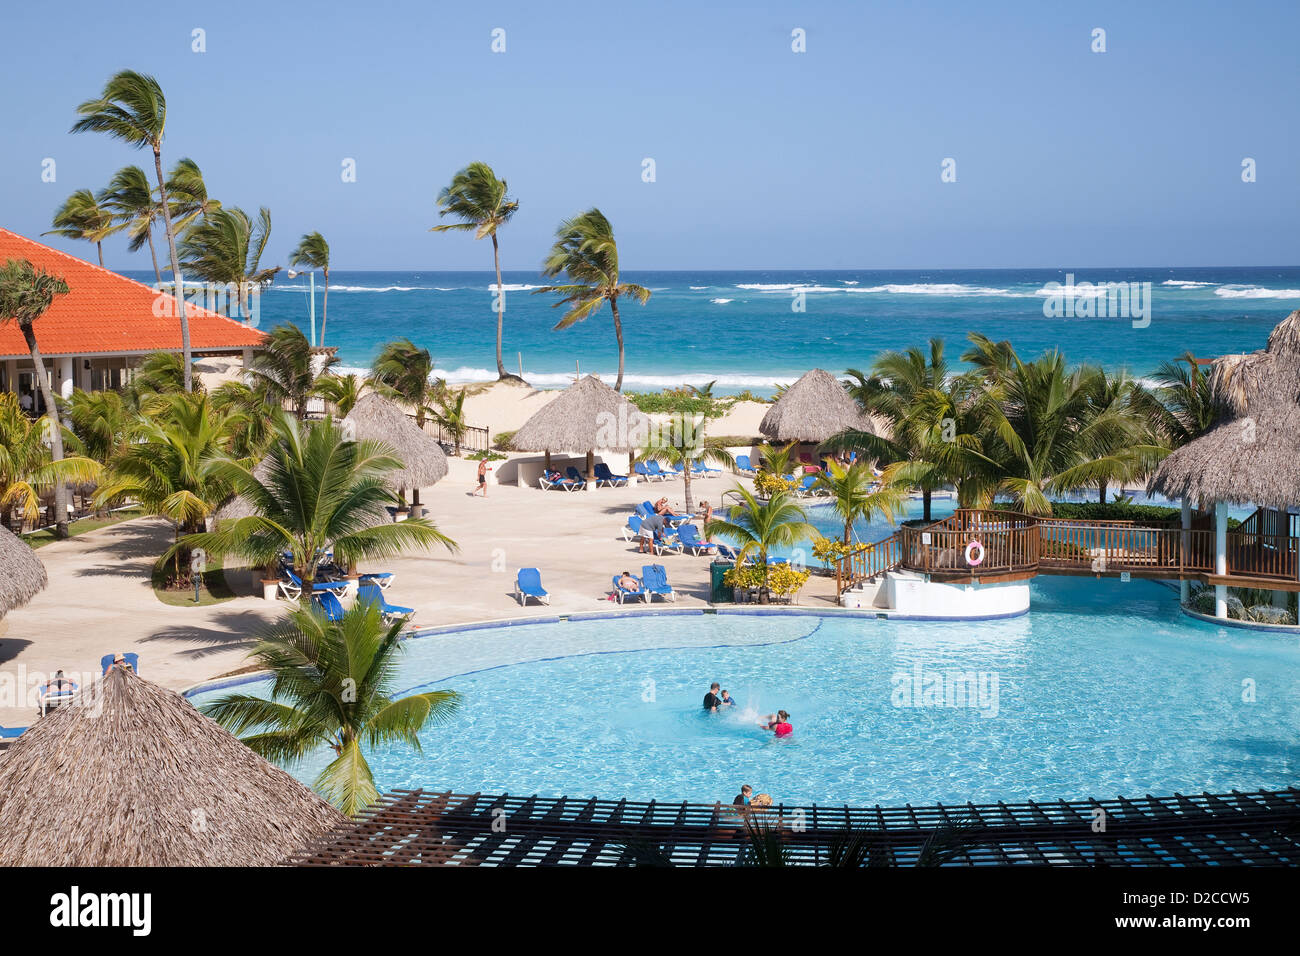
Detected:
[{"left": 189, "top": 575, "right": 1300, "bottom": 807}]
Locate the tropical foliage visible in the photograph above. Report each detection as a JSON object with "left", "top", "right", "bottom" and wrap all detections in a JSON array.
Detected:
[
  {"left": 200, "top": 600, "right": 462, "bottom": 816},
  {"left": 288, "top": 231, "right": 331, "bottom": 345},
  {"left": 0, "top": 393, "right": 100, "bottom": 530},
  {"left": 705, "top": 487, "right": 817, "bottom": 603}
]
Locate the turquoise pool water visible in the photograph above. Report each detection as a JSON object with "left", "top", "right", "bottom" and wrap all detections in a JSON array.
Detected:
[{"left": 189, "top": 576, "right": 1300, "bottom": 807}]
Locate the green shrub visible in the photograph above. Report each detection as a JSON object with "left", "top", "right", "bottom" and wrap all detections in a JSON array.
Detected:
[
  {"left": 1047, "top": 501, "right": 1242, "bottom": 530},
  {"left": 467, "top": 450, "right": 506, "bottom": 462},
  {"left": 491, "top": 430, "right": 516, "bottom": 451}
]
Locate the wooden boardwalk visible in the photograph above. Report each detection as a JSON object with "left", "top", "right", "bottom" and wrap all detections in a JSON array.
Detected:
[{"left": 842, "top": 508, "right": 1300, "bottom": 591}]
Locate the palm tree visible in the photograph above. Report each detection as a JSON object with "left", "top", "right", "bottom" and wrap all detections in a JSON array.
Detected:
[
  {"left": 815, "top": 458, "right": 907, "bottom": 592},
  {"left": 164, "top": 157, "right": 221, "bottom": 234},
  {"left": 1130, "top": 351, "right": 1216, "bottom": 450},
  {"left": 126, "top": 350, "right": 189, "bottom": 407},
  {"left": 705, "top": 487, "right": 817, "bottom": 603},
  {"left": 98, "top": 165, "right": 163, "bottom": 283},
  {"left": 209, "top": 381, "right": 275, "bottom": 461},
  {"left": 638, "top": 398, "right": 735, "bottom": 514},
  {"left": 72, "top": 70, "right": 196, "bottom": 391},
  {"left": 176, "top": 413, "right": 458, "bottom": 606},
  {"left": 66, "top": 388, "right": 134, "bottom": 463},
  {"left": 428, "top": 387, "right": 470, "bottom": 456},
  {"left": 1079, "top": 366, "right": 1154, "bottom": 503},
  {"left": 288, "top": 232, "right": 331, "bottom": 345},
  {"left": 46, "top": 189, "right": 119, "bottom": 267},
  {"left": 312, "top": 371, "right": 368, "bottom": 418},
  {"left": 433, "top": 162, "right": 520, "bottom": 382},
  {"left": 371, "top": 338, "right": 444, "bottom": 509},
  {"left": 0, "top": 392, "right": 100, "bottom": 531},
  {"left": 842, "top": 338, "right": 990, "bottom": 521},
  {"left": 179, "top": 206, "right": 279, "bottom": 321},
  {"left": 0, "top": 259, "right": 75, "bottom": 537},
  {"left": 534, "top": 209, "right": 650, "bottom": 391},
  {"left": 246, "top": 323, "right": 336, "bottom": 419},
  {"left": 200, "top": 600, "right": 461, "bottom": 816},
  {"left": 94, "top": 391, "right": 241, "bottom": 586}
]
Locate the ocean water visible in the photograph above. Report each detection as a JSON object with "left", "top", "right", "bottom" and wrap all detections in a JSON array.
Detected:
[
  {"left": 126, "top": 266, "right": 1300, "bottom": 394},
  {"left": 187, "top": 576, "right": 1300, "bottom": 806}
]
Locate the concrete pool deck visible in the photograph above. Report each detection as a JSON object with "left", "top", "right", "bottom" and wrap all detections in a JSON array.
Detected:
[{"left": 0, "top": 468, "right": 840, "bottom": 727}]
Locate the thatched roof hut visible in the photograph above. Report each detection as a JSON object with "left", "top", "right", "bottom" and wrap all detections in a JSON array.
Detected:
[
  {"left": 1151, "top": 399, "right": 1300, "bottom": 510},
  {"left": 759, "top": 368, "right": 876, "bottom": 443},
  {"left": 1207, "top": 309, "right": 1300, "bottom": 417},
  {"left": 0, "top": 666, "right": 345, "bottom": 866},
  {"left": 344, "top": 393, "right": 449, "bottom": 489},
  {"left": 0, "top": 525, "right": 46, "bottom": 617},
  {"left": 510, "top": 375, "right": 650, "bottom": 454}
]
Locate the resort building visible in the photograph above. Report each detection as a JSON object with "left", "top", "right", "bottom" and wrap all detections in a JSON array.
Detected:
[{"left": 0, "top": 228, "right": 266, "bottom": 398}]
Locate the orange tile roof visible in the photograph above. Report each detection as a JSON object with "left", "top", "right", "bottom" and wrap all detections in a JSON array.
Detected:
[{"left": 0, "top": 227, "right": 267, "bottom": 359}]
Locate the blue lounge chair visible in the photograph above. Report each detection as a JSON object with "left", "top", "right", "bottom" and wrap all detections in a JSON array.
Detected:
[
  {"left": 313, "top": 590, "right": 346, "bottom": 622},
  {"left": 633, "top": 462, "right": 654, "bottom": 483},
  {"left": 565, "top": 466, "right": 589, "bottom": 488},
  {"left": 640, "top": 564, "right": 677, "bottom": 602},
  {"left": 623, "top": 513, "right": 644, "bottom": 542},
  {"left": 612, "top": 573, "right": 646, "bottom": 603},
  {"left": 540, "top": 470, "right": 583, "bottom": 491},
  {"left": 357, "top": 583, "right": 415, "bottom": 624},
  {"left": 637, "top": 500, "right": 655, "bottom": 517},
  {"left": 280, "top": 569, "right": 348, "bottom": 602},
  {"left": 360, "top": 571, "right": 395, "bottom": 590},
  {"left": 515, "top": 568, "right": 549, "bottom": 606},
  {"left": 594, "top": 462, "right": 628, "bottom": 487},
  {"left": 716, "top": 543, "right": 740, "bottom": 562},
  {"left": 795, "top": 474, "right": 819, "bottom": 497},
  {"left": 100, "top": 652, "right": 140, "bottom": 675},
  {"left": 645, "top": 461, "right": 674, "bottom": 481},
  {"left": 677, "top": 523, "right": 717, "bottom": 556},
  {"left": 735, "top": 454, "right": 755, "bottom": 475}
]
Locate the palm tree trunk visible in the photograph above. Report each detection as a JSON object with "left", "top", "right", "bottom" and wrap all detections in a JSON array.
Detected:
[
  {"left": 21, "top": 326, "right": 68, "bottom": 539},
  {"left": 683, "top": 463, "right": 694, "bottom": 515},
  {"left": 146, "top": 225, "right": 162, "bottom": 285},
  {"left": 96, "top": 241, "right": 104, "bottom": 268},
  {"left": 1098, "top": 481, "right": 1107, "bottom": 504},
  {"left": 492, "top": 234, "right": 507, "bottom": 379},
  {"left": 153, "top": 145, "right": 192, "bottom": 393},
  {"left": 320, "top": 267, "right": 329, "bottom": 346},
  {"left": 610, "top": 298, "right": 625, "bottom": 391},
  {"left": 922, "top": 488, "right": 932, "bottom": 522}
]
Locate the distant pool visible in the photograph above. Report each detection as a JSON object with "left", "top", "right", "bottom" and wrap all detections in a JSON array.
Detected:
[{"left": 189, "top": 576, "right": 1300, "bottom": 806}]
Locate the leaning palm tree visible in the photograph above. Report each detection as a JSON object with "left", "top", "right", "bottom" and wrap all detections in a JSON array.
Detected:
[
  {"left": 200, "top": 600, "right": 461, "bottom": 816},
  {"left": 705, "top": 487, "right": 818, "bottom": 603},
  {"left": 433, "top": 162, "right": 520, "bottom": 381},
  {"left": 72, "top": 70, "right": 196, "bottom": 390},
  {"left": 312, "top": 371, "right": 368, "bottom": 418},
  {"left": 0, "top": 392, "right": 100, "bottom": 531},
  {"left": 164, "top": 157, "right": 221, "bottom": 235},
  {"left": 179, "top": 206, "right": 279, "bottom": 321},
  {"left": 98, "top": 165, "right": 162, "bottom": 283},
  {"left": 246, "top": 323, "right": 336, "bottom": 419},
  {"left": 288, "top": 231, "right": 331, "bottom": 345},
  {"left": 176, "top": 413, "right": 458, "bottom": 606},
  {"left": 1130, "top": 351, "right": 1216, "bottom": 451},
  {"left": 0, "top": 259, "right": 75, "bottom": 537},
  {"left": 638, "top": 400, "right": 735, "bottom": 514},
  {"left": 46, "top": 189, "right": 119, "bottom": 267},
  {"left": 428, "top": 386, "right": 470, "bottom": 456},
  {"left": 533, "top": 208, "right": 650, "bottom": 391},
  {"left": 814, "top": 458, "right": 907, "bottom": 593}
]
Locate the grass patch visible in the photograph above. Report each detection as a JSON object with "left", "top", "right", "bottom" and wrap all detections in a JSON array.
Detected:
[
  {"left": 24, "top": 508, "right": 145, "bottom": 549},
  {"left": 151, "top": 558, "right": 238, "bottom": 607}
]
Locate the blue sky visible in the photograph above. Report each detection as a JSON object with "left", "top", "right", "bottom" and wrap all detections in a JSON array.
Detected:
[{"left": 2, "top": 0, "right": 1296, "bottom": 271}]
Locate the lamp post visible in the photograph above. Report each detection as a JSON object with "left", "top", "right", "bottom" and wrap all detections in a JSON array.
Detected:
[{"left": 286, "top": 268, "right": 317, "bottom": 347}]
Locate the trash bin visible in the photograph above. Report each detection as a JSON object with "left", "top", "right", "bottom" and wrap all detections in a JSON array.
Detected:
[{"left": 710, "top": 561, "right": 735, "bottom": 603}]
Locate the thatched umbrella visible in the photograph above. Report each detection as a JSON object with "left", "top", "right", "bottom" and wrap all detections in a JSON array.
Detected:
[
  {"left": 510, "top": 375, "right": 650, "bottom": 484},
  {"left": 1151, "top": 400, "right": 1300, "bottom": 510},
  {"left": 1208, "top": 309, "right": 1300, "bottom": 417},
  {"left": 344, "top": 394, "right": 449, "bottom": 505},
  {"left": 0, "top": 665, "right": 345, "bottom": 866},
  {"left": 759, "top": 368, "right": 876, "bottom": 444},
  {"left": 0, "top": 525, "right": 46, "bottom": 618}
]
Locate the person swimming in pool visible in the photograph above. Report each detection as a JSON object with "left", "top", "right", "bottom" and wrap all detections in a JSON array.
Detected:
[
  {"left": 760, "top": 710, "right": 793, "bottom": 737},
  {"left": 719, "top": 689, "right": 736, "bottom": 708}
]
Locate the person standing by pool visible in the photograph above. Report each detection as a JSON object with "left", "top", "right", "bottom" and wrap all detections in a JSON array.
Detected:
[
  {"left": 703, "top": 682, "right": 723, "bottom": 711},
  {"left": 760, "top": 710, "right": 793, "bottom": 737}
]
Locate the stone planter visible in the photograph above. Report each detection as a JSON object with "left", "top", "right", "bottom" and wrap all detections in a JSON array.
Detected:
[
  {"left": 409, "top": 504, "right": 425, "bottom": 520},
  {"left": 261, "top": 579, "right": 280, "bottom": 601}
]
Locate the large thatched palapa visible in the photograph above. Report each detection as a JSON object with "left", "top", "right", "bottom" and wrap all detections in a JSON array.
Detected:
[
  {"left": 1153, "top": 309, "right": 1300, "bottom": 509},
  {"left": 759, "top": 368, "right": 875, "bottom": 443},
  {"left": 0, "top": 666, "right": 345, "bottom": 866},
  {"left": 0, "top": 525, "right": 46, "bottom": 617},
  {"left": 510, "top": 375, "right": 650, "bottom": 482},
  {"left": 344, "top": 393, "right": 449, "bottom": 490}
]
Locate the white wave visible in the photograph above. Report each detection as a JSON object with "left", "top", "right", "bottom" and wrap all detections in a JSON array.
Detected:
[
  {"left": 734, "top": 281, "right": 1011, "bottom": 296},
  {"left": 1033, "top": 284, "right": 1111, "bottom": 298},
  {"left": 271, "top": 284, "right": 430, "bottom": 293},
  {"left": 389, "top": 365, "right": 794, "bottom": 390},
  {"left": 1159, "top": 279, "right": 1214, "bottom": 287},
  {"left": 1214, "top": 286, "right": 1300, "bottom": 299},
  {"left": 689, "top": 285, "right": 709, "bottom": 290},
  {"left": 841, "top": 280, "right": 859, "bottom": 285},
  {"left": 710, "top": 297, "right": 734, "bottom": 304},
  {"left": 489, "top": 283, "right": 543, "bottom": 292}
]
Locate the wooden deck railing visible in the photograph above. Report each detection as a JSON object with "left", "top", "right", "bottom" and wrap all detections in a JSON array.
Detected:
[{"left": 835, "top": 508, "right": 1300, "bottom": 590}]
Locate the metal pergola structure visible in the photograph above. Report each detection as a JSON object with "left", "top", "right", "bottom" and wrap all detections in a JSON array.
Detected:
[{"left": 289, "top": 787, "right": 1300, "bottom": 867}]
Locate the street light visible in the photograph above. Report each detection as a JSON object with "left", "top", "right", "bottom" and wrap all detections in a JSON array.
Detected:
[{"left": 286, "top": 267, "right": 317, "bottom": 347}]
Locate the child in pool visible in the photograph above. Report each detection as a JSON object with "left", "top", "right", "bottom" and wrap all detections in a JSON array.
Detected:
[
  {"left": 760, "top": 710, "right": 793, "bottom": 737},
  {"left": 719, "top": 689, "right": 736, "bottom": 707}
]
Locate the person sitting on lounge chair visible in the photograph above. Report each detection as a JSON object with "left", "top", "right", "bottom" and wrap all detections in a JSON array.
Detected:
[
  {"left": 37, "top": 670, "right": 79, "bottom": 716},
  {"left": 654, "top": 497, "right": 682, "bottom": 518},
  {"left": 617, "top": 571, "right": 641, "bottom": 594}
]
